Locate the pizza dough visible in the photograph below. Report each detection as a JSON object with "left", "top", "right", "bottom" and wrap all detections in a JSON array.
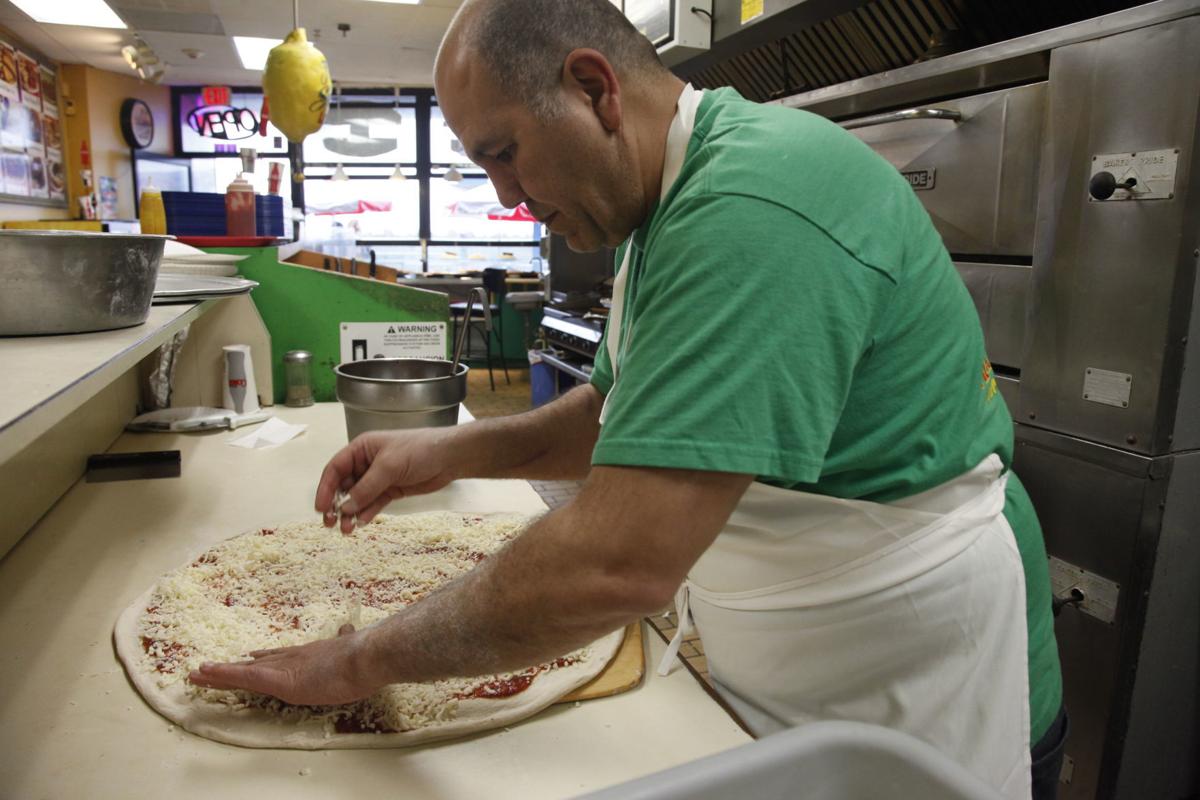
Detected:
[{"left": 114, "top": 511, "right": 624, "bottom": 749}]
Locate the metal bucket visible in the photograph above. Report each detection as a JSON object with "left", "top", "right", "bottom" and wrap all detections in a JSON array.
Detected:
[
  {"left": 334, "top": 358, "right": 468, "bottom": 440},
  {"left": 0, "top": 230, "right": 168, "bottom": 336}
]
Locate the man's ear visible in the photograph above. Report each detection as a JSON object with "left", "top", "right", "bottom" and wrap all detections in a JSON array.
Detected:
[{"left": 562, "top": 48, "right": 622, "bottom": 133}]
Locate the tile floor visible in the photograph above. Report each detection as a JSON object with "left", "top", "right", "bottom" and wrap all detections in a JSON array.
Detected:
[{"left": 466, "top": 369, "right": 712, "bottom": 686}]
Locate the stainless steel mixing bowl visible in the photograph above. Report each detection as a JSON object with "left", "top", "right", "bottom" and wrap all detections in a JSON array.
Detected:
[
  {"left": 0, "top": 230, "right": 169, "bottom": 336},
  {"left": 335, "top": 358, "right": 469, "bottom": 439}
]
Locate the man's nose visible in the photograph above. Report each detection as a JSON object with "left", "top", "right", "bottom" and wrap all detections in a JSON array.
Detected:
[{"left": 488, "top": 167, "right": 526, "bottom": 209}]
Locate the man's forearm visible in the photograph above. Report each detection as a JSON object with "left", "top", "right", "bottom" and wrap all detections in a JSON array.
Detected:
[
  {"left": 354, "top": 464, "right": 752, "bottom": 688},
  {"left": 356, "top": 499, "right": 660, "bottom": 686},
  {"left": 448, "top": 384, "right": 603, "bottom": 481},
  {"left": 191, "top": 464, "right": 751, "bottom": 705}
]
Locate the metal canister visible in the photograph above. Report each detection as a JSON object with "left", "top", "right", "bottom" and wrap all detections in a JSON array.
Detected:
[{"left": 283, "top": 350, "right": 315, "bottom": 407}]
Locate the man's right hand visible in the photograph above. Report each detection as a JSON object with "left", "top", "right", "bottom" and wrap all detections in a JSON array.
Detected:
[{"left": 314, "top": 429, "right": 460, "bottom": 533}]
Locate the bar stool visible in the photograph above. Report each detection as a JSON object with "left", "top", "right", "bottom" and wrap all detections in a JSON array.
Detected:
[{"left": 450, "top": 267, "right": 510, "bottom": 391}]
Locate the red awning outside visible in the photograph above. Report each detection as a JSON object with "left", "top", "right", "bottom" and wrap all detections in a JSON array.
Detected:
[
  {"left": 308, "top": 199, "right": 393, "bottom": 216},
  {"left": 448, "top": 181, "right": 537, "bottom": 222}
]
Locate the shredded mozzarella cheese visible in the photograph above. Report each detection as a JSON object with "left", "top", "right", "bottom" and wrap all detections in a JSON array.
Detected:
[{"left": 134, "top": 511, "right": 590, "bottom": 734}]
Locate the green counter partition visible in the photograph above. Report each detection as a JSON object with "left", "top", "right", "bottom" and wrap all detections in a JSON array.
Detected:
[{"left": 209, "top": 247, "right": 449, "bottom": 404}]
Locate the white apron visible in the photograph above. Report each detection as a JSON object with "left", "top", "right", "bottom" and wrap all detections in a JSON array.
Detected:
[{"left": 600, "top": 84, "right": 1032, "bottom": 799}]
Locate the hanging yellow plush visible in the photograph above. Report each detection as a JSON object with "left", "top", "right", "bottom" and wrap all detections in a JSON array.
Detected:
[{"left": 262, "top": 27, "right": 331, "bottom": 143}]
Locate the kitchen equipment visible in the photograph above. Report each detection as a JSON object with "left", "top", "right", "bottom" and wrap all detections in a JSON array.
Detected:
[
  {"left": 781, "top": 7, "right": 1200, "bottom": 797},
  {"left": 152, "top": 274, "right": 257, "bottom": 304},
  {"left": 158, "top": 260, "right": 241, "bottom": 278},
  {"left": 334, "top": 358, "right": 468, "bottom": 440},
  {"left": 85, "top": 451, "right": 182, "bottom": 483},
  {"left": 161, "top": 253, "right": 246, "bottom": 266},
  {"left": 578, "top": 720, "right": 1002, "bottom": 800},
  {"left": 283, "top": 350, "right": 315, "bottom": 408},
  {"left": 0, "top": 230, "right": 167, "bottom": 336},
  {"left": 558, "top": 622, "right": 644, "bottom": 703},
  {"left": 449, "top": 288, "right": 476, "bottom": 375},
  {"left": 126, "top": 406, "right": 271, "bottom": 432},
  {"left": 222, "top": 344, "right": 260, "bottom": 415}
]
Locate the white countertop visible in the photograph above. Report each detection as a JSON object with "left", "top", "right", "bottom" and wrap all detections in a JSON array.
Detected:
[
  {"left": 0, "top": 403, "right": 750, "bottom": 799},
  {"left": 0, "top": 302, "right": 214, "bottom": 463}
]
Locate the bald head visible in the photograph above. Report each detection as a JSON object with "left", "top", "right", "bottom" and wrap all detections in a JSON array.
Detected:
[{"left": 437, "top": 0, "right": 669, "bottom": 119}]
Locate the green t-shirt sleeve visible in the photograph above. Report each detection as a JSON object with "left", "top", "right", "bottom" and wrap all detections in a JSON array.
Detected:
[
  {"left": 592, "top": 193, "right": 895, "bottom": 482},
  {"left": 590, "top": 337, "right": 614, "bottom": 395}
]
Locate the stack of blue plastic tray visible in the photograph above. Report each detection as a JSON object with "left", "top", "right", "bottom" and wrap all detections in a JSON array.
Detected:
[
  {"left": 162, "top": 191, "right": 225, "bottom": 236},
  {"left": 161, "top": 191, "right": 286, "bottom": 238},
  {"left": 257, "top": 194, "right": 285, "bottom": 238}
]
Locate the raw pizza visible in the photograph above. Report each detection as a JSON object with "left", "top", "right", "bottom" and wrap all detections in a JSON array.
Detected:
[{"left": 114, "top": 511, "right": 624, "bottom": 749}]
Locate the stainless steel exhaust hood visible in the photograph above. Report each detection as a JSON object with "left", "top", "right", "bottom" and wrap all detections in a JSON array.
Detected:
[{"left": 675, "top": 0, "right": 1159, "bottom": 103}]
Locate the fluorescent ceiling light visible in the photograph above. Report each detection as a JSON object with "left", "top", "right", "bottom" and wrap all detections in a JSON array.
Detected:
[
  {"left": 10, "top": 0, "right": 126, "bottom": 28},
  {"left": 232, "top": 36, "right": 281, "bottom": 71}
]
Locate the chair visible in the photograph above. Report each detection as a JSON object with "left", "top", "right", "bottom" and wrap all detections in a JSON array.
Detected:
[{"left": 450, "top": 267, "right": 510, "bottom": 391}]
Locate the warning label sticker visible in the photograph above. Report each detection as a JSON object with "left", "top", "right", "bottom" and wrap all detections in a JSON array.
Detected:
[{"left": 339, "top": 322, "right": 448, "bottom": 363}]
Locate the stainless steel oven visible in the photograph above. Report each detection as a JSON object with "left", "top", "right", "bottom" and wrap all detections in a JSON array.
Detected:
[{"left": 780, "top": 3, "right": 1200, "bottom": 798}]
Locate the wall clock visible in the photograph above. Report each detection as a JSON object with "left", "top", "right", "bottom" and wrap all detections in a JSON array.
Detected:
[{"left": 120, "top": 98, "right": 155, "bottom": 149}]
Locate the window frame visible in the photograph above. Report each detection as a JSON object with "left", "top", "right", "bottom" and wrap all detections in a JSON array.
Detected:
[{"left": 169, "top": 87, "right": 541, "bottom": 268}]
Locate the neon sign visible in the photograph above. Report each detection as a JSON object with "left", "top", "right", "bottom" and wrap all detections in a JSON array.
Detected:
[
  {"left": 176, "top": 86, "right": 286, "bottom": 155},
  {"left": 186, "top": 104, "right": 259, "bottom": 141}
]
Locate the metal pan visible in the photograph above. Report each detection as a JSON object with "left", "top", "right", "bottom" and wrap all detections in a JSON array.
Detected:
[{"left": 0, "top": 230, "right": 169, "bottom": 336}]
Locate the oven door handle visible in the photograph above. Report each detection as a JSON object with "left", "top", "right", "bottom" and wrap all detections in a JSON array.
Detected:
[{"left": 839, "top": 108, "right": 963, "bottom": 130}]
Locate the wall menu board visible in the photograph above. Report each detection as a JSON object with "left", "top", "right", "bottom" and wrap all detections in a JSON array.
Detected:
[
  {"left": 175, "top": 87, "right": 288, "bottom": 156},
  {"left": 0, "top": 33, "right": 64, "bottom": 205}
]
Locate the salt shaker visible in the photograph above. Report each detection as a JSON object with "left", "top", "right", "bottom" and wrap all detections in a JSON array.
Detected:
[{"left": 283, "top": 350, "right": 315, "bottom": 407}]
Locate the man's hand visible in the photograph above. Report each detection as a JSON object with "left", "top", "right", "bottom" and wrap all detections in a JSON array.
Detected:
[
  {"left": 315, "top": 429, "right": 459, "bottom": 534},
  {"left": 187, "top": 624, "right": 382, "bottom": 706}
]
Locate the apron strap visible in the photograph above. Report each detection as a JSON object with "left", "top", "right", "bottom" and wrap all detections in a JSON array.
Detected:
[
  {"left": 656, "top": 583, "right": 692, "bottom": 676},
  {"left": 599, "top": 84, "right": 702, "bottom": 428}
]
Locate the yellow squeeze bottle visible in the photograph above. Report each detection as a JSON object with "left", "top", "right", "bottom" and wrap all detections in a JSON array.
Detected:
[{"left": 140, "top": 181, "right": 167, "bottom": 235}]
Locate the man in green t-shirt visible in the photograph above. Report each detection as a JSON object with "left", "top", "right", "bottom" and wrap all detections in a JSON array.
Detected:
[{"left": 191, "top": 1, "right": 1064, "bottom": 796}]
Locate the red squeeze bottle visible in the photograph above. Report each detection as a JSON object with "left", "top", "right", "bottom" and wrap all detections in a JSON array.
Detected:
[{"left": 225, "top": 174, "right": 257, "bottom": 237}]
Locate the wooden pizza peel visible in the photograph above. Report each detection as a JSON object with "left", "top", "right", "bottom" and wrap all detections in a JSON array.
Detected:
[{"left": 556, "top": 621, "right": 645, "bottom": 703}]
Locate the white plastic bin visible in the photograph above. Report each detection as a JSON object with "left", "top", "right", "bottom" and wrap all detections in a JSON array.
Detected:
[{"left": 575, "top": 721, "right": 1004, "bottom": 800}]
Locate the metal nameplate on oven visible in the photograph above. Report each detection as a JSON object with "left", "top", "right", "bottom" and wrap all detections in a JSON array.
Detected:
[
  {"left": 1082, "top": 367, "right": 1132, "bottom": 409},
  {"left": 1088, "top": 149, "right": 1179, "bottom": 201},
  {"left": 1048, "top": 556, "right": 1120, "bottom": 624},
  {"left": 901, "top": 168, "right": 936, "bottom": 191}
]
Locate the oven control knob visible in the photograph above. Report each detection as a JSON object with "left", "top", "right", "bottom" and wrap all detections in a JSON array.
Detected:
[{"left": 1089, "top": 171, "right": 1137, "bottom": 200}]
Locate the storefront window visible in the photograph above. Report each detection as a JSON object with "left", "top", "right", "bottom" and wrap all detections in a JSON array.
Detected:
[
  {"left": 168, "top": 89, "right": 543, "bottom": 274},
  {"left": 301, "top": 173, "right": 420, "bottom": 247},
  {"left": 424, "top": 243, "right": 540, "bottom": 275},
  {"left": 430, "top": 105, "right": 472, "bottom": 166},
  {"left": 303, "top": 104, "right": 416, "bottom": 165},
  {"left": 429, "top": 175, "right": 540, "bottom": 242}
]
